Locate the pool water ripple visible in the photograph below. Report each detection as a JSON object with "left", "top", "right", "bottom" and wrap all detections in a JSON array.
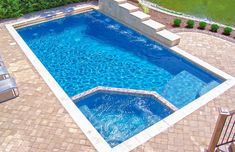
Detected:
[
  {"left": 17, "top": 10, "right": 222, "bottom": 108},
  {"left": 75, "top": 91, "right": 173, "bottom": 147}
]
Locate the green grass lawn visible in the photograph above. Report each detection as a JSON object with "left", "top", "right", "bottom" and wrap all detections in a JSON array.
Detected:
[{"left": 149, "top": 0, "right": 235, "bottom": 26}]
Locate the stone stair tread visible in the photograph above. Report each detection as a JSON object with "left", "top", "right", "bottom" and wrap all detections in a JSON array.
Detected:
[
  {"left": 119, "top": 3, "right": 139, "bottom": 12},
  {"left": 156, "top": 29, "right": 180, "bottom": 41},
  {"left": 142, "top": 19, "right": 165, "bottom": 31},
  {"left": 114, "top": 0, "right": 126, "bottom": 4},
  {"left": 130, "top": 11, "right": 150, "bottom": 21}
]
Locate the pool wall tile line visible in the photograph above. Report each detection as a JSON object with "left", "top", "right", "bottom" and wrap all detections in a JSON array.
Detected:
[
  {"left": 72, "top": 86, "right": 178, "bottom": 111},
  {"left": 99, "top": 0, "right": 180, "bottom": 46},
  {"left": 5, "top": 4, "right": 235, "bottom": 152},
  {"left": 12, "top": 4, "right": 97, "bottom": 29}
]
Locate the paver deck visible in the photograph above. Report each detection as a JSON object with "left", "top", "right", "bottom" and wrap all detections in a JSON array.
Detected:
[
  {"left": 133, "top": 32, "right": 235, "bottom": 152},
  {"left": 0, "top": 5, "right": 234, "bottom": 152}
]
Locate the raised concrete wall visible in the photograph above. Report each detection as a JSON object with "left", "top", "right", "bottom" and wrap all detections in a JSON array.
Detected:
[{"left": 99, "top": 0, "right": 180, "bottom": 46}]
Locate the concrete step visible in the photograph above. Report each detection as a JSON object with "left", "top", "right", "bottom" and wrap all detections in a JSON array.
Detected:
[
  {"left": 113, "top": 0, "right": 127, "bottom": 4},
  {"left": 99, "top": 0, "right": 181, "bottom": 46},
  {"left": 119, "top": 3, "right": 139, "bottom": 13},
  {"left": 130, "top": 11, "right": 150, "bottom": 22},
  {"left": 142, "top": 19, "right": 165, "bottom": 32},
  {"left": 155, "top": 29, "right": 180, "bottom": 46},
  {"left": 134, "top": 19, "right": 165, "bottom": 38},
  {"left": 162, "top": 70, "right": 205, "bottom": 108}
]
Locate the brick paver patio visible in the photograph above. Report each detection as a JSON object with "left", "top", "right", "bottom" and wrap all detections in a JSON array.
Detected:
[
  {"left": 0, "top": 7, "right": 234, "bottom": 152},
  {"left": 133, "top": 32, "right": 235, "bottom": 152}
]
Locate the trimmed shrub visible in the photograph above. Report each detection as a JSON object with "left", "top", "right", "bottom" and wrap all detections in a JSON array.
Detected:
[
  {"left": 186, "top": 20, "right": 195, "bottom": 28},
  {"left": 223, "top": 27, "right": 232, "bottom": 35},
  {"left": 199, "top": 21, "right": 207, "bottom": 29},
  {"left": 143, "top": 6, "right": 150, "bottom": 14},
  {"left": 138, "top": 3, "right": 150, "bottom": 14},
  {"left": 142, "top": 5, "right": 150, "bottom": 14},
  {"left": 211, "top": 24, "right": 219, "bottom": 32},
  {"left": 173, "top": 18, "right": 182, "bottom": 27}
]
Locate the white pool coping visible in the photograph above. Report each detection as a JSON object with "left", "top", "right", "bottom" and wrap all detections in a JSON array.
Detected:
[
  {"left": 71, "top": 86, "right": 178, "bottom": 111},
  {"left": 5, "top": 4, "right": 235, "bottom": 152}
]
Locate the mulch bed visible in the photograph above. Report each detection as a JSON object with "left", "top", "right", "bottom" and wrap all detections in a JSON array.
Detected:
[{"left": 128, "top": 0, "right": 235, "bottom": 43}]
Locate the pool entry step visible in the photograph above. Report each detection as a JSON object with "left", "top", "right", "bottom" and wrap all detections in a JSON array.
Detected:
[{"left": 99, "top": 0, "right": 180, "bottom": 46}]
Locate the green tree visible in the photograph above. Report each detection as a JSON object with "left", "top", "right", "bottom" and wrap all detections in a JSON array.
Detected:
[{"left": 0, "top": 0, "right": 22, "bottom": 18}]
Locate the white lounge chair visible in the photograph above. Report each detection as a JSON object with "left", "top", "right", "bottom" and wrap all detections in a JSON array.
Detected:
[
  {"left": 0, "top": 56, "right": 4, "bottom": 66},
  {"left": 0, "top": 78, "right": 19, "bottom": 103},
  {"left": 0, "top": 66, "right": 10, "bottom": 79}
]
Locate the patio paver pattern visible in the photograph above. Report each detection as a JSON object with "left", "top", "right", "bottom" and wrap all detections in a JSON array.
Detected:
[
  {"left": 133, "top": 32, "right": 235, "bottom": 152},
  {"left": 0, "top": 17, "right": 235, "bottom": 152}
]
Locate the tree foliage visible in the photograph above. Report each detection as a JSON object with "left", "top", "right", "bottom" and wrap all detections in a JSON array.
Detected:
[{"left": 0, "top": 0, "right": 83, "bottom": 19}]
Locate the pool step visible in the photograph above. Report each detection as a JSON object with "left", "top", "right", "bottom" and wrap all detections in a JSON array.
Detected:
[
  {"left": 118, "top": 3, "right": 139, "bottom": 22},
  {"left": 121, "top": 10, "right": 151, "bottom": 29},
  {"left": 155, "top": 30, "right": 181, "bottom": 47},
  {"left": 162, "top": 71, "right": 205, "bottom": 108},
  {"left": 142, "top": 19, "right": 165, "bottom": 32},
  {"left": 119, "top": 3, "right": 139, "bottom": 13},
  {"left": 137, "top": 19, "right": 165, "bottom": 37},
  {"left": 79, "top": 105, "right": 94, "bottom": 119},
  {"left": 99, "top": 0, "right": 181, "bottom": 46},
  {"left": 198, "top": 81, "right": 219, "bottom": 96},
  {"left": 130, "top": 11, "right": 151, "bottom": 22},
  {"left": 114, "top": 0, "right": 126, "bottom": 4}
]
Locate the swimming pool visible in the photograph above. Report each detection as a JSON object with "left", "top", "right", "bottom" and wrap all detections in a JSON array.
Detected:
[
  {"left": 75, "top": 89, "right": 173, "bottom": 147},
  {"left": 17, "top": 10, "right": 222, "bottom": 108},
  {"left": 7, "top": 6, "right": 234, "bottom": 151}
]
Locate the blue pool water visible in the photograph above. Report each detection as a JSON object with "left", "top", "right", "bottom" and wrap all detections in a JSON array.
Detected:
[
  {"left": 75, "top": 91, "right": 172, "bottom": 147},
  {"left": 17, "top": 10, "right": 222, "bottom": 108}
]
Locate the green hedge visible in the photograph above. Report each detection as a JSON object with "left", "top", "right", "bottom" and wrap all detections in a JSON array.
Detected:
[
  {"left": 0, "top": 0, "right": 84, "bottom": 19},
  {"left": 186, "top": 20, "right": 194, "bottom": 28},
  {"left": 199, "top": 21, "right": 207, "bottom": 29},
  {"left": 210, "top": 24, "right": 219, "bottom": 32},
  {"left": 223, "top": 27, "right": 232, "bottom": 35},
  {"left": 173, "top": 18, "right": 181, "bottom": 27}
]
